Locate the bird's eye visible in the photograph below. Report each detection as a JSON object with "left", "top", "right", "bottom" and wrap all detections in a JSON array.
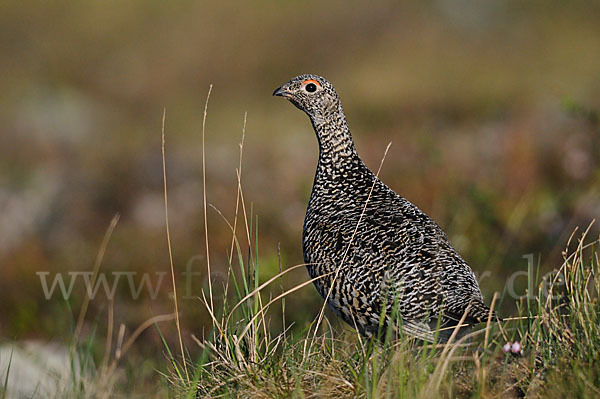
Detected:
[
  {"left": 305, "top": 83, "right": 317, "bottom": 93},
  {"left": 302, "top": 79, "right": 320, "bottom": 93}
]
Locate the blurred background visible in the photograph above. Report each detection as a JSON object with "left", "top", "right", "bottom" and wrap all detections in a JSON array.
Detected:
[{"left": 1, "top": 0, "right": 599, "bottom": 393}]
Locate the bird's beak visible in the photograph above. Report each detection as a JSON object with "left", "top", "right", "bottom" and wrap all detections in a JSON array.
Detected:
[{"left": 273, "top": 86, "right": 292, "bottom": 98}]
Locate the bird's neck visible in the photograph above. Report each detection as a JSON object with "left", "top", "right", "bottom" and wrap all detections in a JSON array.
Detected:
[{"left": 311, "top": 109, "right": 359, "bottom": 168}]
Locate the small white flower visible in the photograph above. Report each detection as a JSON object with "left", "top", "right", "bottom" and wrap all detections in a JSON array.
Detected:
[{"left": 511, "top": 341, "right": 521, "bottom": 354}]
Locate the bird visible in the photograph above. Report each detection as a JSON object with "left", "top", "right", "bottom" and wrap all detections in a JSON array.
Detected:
[{"left": 273, "top": 74, "right": 495, "bottom": 342}]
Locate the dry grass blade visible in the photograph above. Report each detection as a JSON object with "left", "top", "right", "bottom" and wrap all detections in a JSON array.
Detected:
[
  {"left": 161, "top": 109, "right": 189, "bottom": 383},
  {"left": 202, "top": 85, "right": 215, "bottom": 314},
  {"left": 426, "top": 325, "right": 488, "bottom": 396},
  {"left": 223, "top": 263, "right": 307, "bottom": 327},
  {"left": 102, "top": 313, "right": 176, "bottom": 391},
  {"left": 484, "top": 292, "right": 499, "bottom": 350},
  {"left": 198, "top": 288, "right": 225, "bottom": 338},
  {"left": 101, "top": 298, "right": 115, "bottom": 372},
  {"left": 237, "top": 271, "right": 334, "bottom": 343},
  {"left": 310, "top": 142, "right": 392, "bottom": 347},
  {"left": 207, "top": 203, "right": 311, "bottom": 328},
  {"left": 545, "top": 220, "right": 596, "bottom": 309},
  {"left": 73, "top": 213, "right": 120, "bottom": 347},
  {"left": 229, "top": 113, "right": 247, "bottom": 266}
]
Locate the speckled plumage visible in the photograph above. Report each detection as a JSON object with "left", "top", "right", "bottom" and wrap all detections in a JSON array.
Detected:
[{"left": 274, "top": 74, "right": 494, "bottom": 342}]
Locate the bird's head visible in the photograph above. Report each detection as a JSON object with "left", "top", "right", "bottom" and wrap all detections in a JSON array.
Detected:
[{"left": 273, "top": 74, "right": 341, "bottom": 122}]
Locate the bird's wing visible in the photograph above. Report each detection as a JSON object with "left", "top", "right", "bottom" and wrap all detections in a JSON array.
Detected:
[{"left": 366, "top": 187, "right": 495, "bottom": 326}]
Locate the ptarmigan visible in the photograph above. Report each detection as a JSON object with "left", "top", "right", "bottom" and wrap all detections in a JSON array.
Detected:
[{"left": 273, "top": 74, "right": 494, "bottom": 342}]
